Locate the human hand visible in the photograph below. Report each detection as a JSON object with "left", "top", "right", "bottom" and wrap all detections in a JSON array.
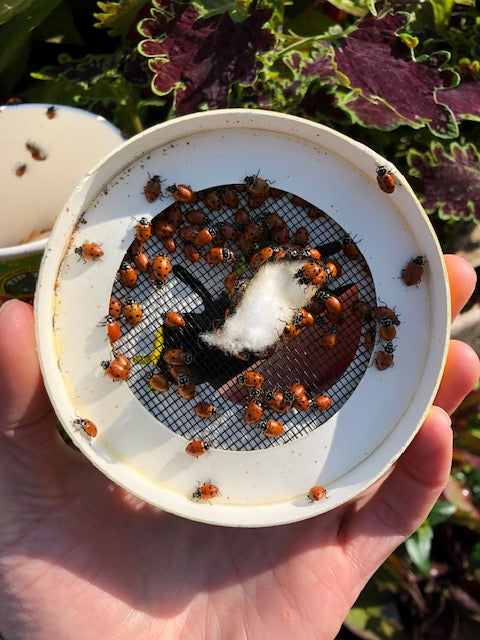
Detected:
[{"left": 0, "top": 255, "right": 478, "bottom": 640}]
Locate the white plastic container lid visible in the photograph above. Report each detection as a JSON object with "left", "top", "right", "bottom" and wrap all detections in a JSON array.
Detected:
[{"left": 34, "top": 109, "right": 450, "bottom": 527}]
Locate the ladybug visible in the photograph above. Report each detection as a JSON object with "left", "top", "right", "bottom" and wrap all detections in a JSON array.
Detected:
[
  {"left": 374, "top": 305, "right": 400, "bottom": 326},
  {"left": 168, "top": 363, "right": 191, "bottom": 384},
  {"left": 118, "top": 261, "right": 137, "bottom": 288},
  {"left": 267, "top": 391, "right": 289, "bottom": 413},
  {"left": 266, "top": 212, "right": 285, "bottom": 230},
  {"left": 178, "top": 381, "right": 196, "bottom": 400},
  {"left": 193, "top": 227, "right": 217, "bottom": 248},
  {"left": 75, "top": 242, "right": 103, "bottom": 262},
  {"left": 194, "top": 402, "right": 219, "bottom": 418},
  {"left": 244, "top": 401, "right": 264, "bottom": 424},
  {"left": 402, "top": 256, "right": 425, "bottom": 286},
  {"left": 282, "top": 323, "right": 301, "bottom": 341},
  {"left": 192, "top": 482, "right": 219, "bottom": 500},
  {"left": 324, "top": 259, "right": 341, "bottom": 280},
  {"left": 272, "top": 245, "right": 287, "bottom": 260},
  {"left": 183, "top": 243, "right": 200, "bottom": 262},
  {"left": 221, "top": 187, "right": 239, "bottom": 208},
  {"left": 113, "top": 352, "right": 132, "bottom": 373},
  {"left": 259, "top": 419, "right": 284, "bottom": 438},
  {"left": 186, "top": 439, "right": 210, "bottom": 457},
  {"left": 144, "top": 174, "right": 163, "bottom": 202},
  {"left": 72, "top": 418, "right": 97, "bottom": 438},
  {"left": 376, "top": 166, "right": 395, "bottom": 194},
  {"left": 244, "top": 174, "right": 270, "bottom": 199},
  {"left": 293, "top": 308, "right": 314, "bottom": 328},
  {"left": 163, "top": 349, "right": 192, "bottom": 366},
  {"left": 342, "top": 236, "right": 360, "bottom": 260},
  {"left": 186, "top": 209, "right": 209, "bottom": 226},
  {"left": 375, "top": 341, "right": 395, "bottom": 371},
  {"left": 303, "top": 247, "right": 322, "bottom": 261},
  {"left": 351, "top": 300, "right": 371, "bottom": 321},
  {"left": 308, "top": 486, "right": 327, "bottom": 502},
  {"left": 320, "top": 326, "right": 337, "bottom": 349},
  {"left": 101, "top": 358, "right": 130, "bottom": 381},
  {"left": 109, "top": 298, "right": 122, "bottom": 318},
  {"left": 238, "top": 370, "right": 264, "bottom": 389},
  {"left": 379, "top": 318, "right": 397, "bottom": 341},
  {"left": 123, "top": 299, "right": 143, "bottom": 326},
  {"left": 166, "top": 202, "right": 183, "bottom": 227},
  {"left": 289, "top": 383, "right": 307, "bottom": 400},
  {"left": 296, "top": 261, "right": 327, "bottom": 286},
  {"left": 314, "top": 395, "right": 331, "bottom": 411},
  {"left": 133, "top": 251, "right": 151, "bottom": 273},
  {"left": 234, "top": 208, "right": 251, "bottom": 228},
  {"left": 102, "top": 315, "right": 121, "bottom": 345},
  {"left": 203, "top": 190, "right": 222, "bottom": 211},
  {"left": 315, "top": 291, "right": 342, "bottom": 316},
  {"left": 148, "top": 373, "right": 170, "bottom": 392},
  {"left": 178, "top": 225, "right": 198, "bottom": 242},
  {"left": 46, "top": 105, "right": 57, "bottom": 119},
  {"left": 151, "top": 254, "right": 171, "bottom": 284},
  {"left": 15, "top": 164, "right": 27, "bottom": 177},
  {"left": 204, "top": 247, "right": 235, "bottom": 265},
  {"left": 294, "top": 227, "right": 309, "bottom": 246},
  {"left": 293, "top": 395, "right": 309, "bottom": 411},
  {"left": 26, "top": 141, "right": 46, "bottom": 161},
  {"left": 249, "top": 247, "right": 274, "bottom": 270},
  {"left": 168, "top": 184, "right": 197, "bottom": 203},
  {"left": 271, "top": 225, "right": 290, "bottom": 245},
  {"left": 291, "top": 195, "right": 309, "bottom": 207},
  {"left": 164, "top": 311, "right": 185, "bottom": 328},
  {"left": 135, "top": 217, "right": 152, "bottom": 242},
  {"left": 153, "top": 219, "right": 175, "bottom": 238},
  {"left": 220, "top": 222, "right": 239, "bottom": 242},
  {"left": 247, "top": 194, "right": 267, "bottom": 209}
]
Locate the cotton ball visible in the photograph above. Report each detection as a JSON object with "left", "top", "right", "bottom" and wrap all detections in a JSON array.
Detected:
[{"left": 201, "top": 261, "right": 318, "bottom": 355}]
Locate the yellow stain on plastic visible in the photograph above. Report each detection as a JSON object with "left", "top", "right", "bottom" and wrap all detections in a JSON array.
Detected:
[{"left": 132, "top": 326, "right": 164, "bottom": 365}]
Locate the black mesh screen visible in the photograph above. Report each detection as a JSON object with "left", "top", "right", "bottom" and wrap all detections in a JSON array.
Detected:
[{"left": 108, "top": 182, "right": 377, "bottom": 451}]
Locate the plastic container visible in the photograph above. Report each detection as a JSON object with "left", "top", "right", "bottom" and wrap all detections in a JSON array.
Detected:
[
  {"left": 0, "top": 103, "right": 124, "bottom": 304},
  {"left": 35, "top": 109, "right": 450, "bottom": 527}
]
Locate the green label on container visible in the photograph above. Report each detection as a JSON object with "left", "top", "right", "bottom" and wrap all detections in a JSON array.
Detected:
[{"left": 0, "top": 253, "right": 42, "bottom": 304}]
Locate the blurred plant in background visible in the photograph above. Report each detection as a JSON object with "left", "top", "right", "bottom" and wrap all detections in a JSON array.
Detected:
[{"left": 1, "top": 1, "right": 479, "bottom": 637}]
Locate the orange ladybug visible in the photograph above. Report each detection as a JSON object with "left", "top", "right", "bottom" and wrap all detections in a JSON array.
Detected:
[
  {"left": 148, "top": 373, "right": 170, "bottom": 392},
  {"left": 193, "top": 227, "right": 217, "bottom": 248},
  {"left": 375, "top": 341, "right": 395, "bottom": 370},
  {"left": 402, "top": 256, "right": 425, "bottom": 286},
  {"left": 151, "top": 254, "right": 171, "bottom": 284},
  {"left": 183, "top": 243, "right": 200, "bottom": 262},
  {"left": 186, "top": 209, "right": 209, "bottom": 226},
  {"left": 163, "top": 349, "right": 192, "bottom": 365},
  {"left": 314, "top": 395, "right": 331, "bottom": 411},
  {"left": 192, "top": 482, "right": 219, "bottom": 500},
  {"left": 168, "top": 183, "right": 197, "bottom": 203},
  {"left": 342, "top": 236, "right": 360, "bottom": 260},
  {"left": 244, "top": 174, "right": 270, "bottom": 199},
  {"left": 259, "top": 419, "right": 284, "bottom": 438},
  {"left": 178, "top": 381, "right": 196, "bottom": 400},
  {"left": 113, "top": 352, "right": 132, "bottom": 373},
  {"left": 221, "top": 187, "right": 239, "bottom": 208},
  {"left": 118, "top": 262, "right": 137, "bottom": 288},
  {"left": 194, "top": 402, "right": 219, "bottom": 418},
  {"left": 204, "top": 247, "right": 234, "bottom": 265},
  {"left": 308, "top": 486, "right": 327, "bottom": 501},
  {"left": 73, "top": 417, "right": 97, "bottom": 438},
  {"left": 102, "top": 315, "right": 121, "bottom": 345},
  {"left": 123, "top": 299, "right": 143, "bottom": 326},
  {"left": 164, "top": 311, "right": 185, "bottom": 328},
  {"left": 144, "top": 174, "right": 163, "bottom": 202},
  {"left": 378, "top": 318, "right": 397, "bottom": 341},
  {"left": 133, "top": 251, "right": 151, "bottom": 273},
  {"left": 109, "top": 298, "right": 122, "bottom": 318},
  {"left": 376, "top": 166, "right": 395, "bottom": 194},
  {"left": 75, "top": 242, "right": 103, "bottom": 262},
  {"left": 101, "top": 358, "right": 130, "bottom": 381},
  {"left": 351, "top": 300, "right": 371, "bottom": 321},
  {"left": 135, "top": 217, "right": 152, "bottom": 242},
  {"left": 203, "top": 190, "right": 222, "bottom": 211},
  {"left": 249, "top": 247, "right": 274, "bottom": 270},
  {"left": 186, "top": 439, "right": 210, "bottom": 457},
  {"left": 244, "top": 401, "right": 264, "bottom": 424},
  {"left": 238, "top": 370, "right": 264, "bottom": 389}
]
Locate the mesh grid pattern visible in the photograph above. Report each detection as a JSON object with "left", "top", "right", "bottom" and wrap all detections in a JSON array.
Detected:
[{"left": 109, "top": 183, "right": 377, "bottom": 451}]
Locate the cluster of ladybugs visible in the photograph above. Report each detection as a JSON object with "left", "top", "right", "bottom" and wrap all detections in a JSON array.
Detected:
[{"left": 71, "top": 163, "right": 424, "bottom": 503}]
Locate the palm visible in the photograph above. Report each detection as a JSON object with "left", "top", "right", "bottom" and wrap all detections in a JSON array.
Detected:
[{"left": 0, "top": 255, "right": 478, "bottom": 640}]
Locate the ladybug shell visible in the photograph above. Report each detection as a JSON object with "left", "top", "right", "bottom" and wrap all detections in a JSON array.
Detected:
[
  {"left": 183, "top": 243, "right": 200, "bottom": 262},
  {"left": 293, "top": 395, "right": 309, "bottom": 411},
  {"left": 123, "top": 301, "right": 142, "bottom": 325},
  {"left": 153, "top": 220, "right": 174, "bottom": 238},
  {"left": 144, "top": 175, "right": 162, "bottom": 202},
  {"left": 133, "top": 252, "right": 151, "bottom": 272},
  {"left": 221, "top": 188, "right": 239, "bottom": 208},
  {"left": 261, "top": 419, "right": 284, "bottom": 438},
  {"left": 166, "top": 202, "right": 183, "bottom": 227},
  {"left": 402, "top": 257, "right": 425, "bottom": 286},
  {"left": 249, "top": 247, "right": 273, "bottom": 270},
  {"left": 194, "top": 402, "right": 216, "bottom": 418},
  {"left": 320, "top": 332, "right": 337, "bottom": 349},
  {"left": 193, "top": 227, "right": 216, "bottom": 248},
  {"left": 308, "top": 486, "right": 326, "bottom": 501},
  {"left": 118, "top": 262, "right": 137, "bottom": 288},
  {"left": 314, "top": 395, "right": 331, "bottom": 411},
  {"left": 376, "top": 167, "right": 395, "bottom": 194},
  {"left": 242, "top": 371, "right": 264, "bottom": 389},
  {"left": 163, "top": 349, "right": 191, "bottom": 366},
  {"left": 203, "top": 190, "right": 222, "bottom": 211},
  {"left": 148, "top": 373, "right": 170, "bottom": 393},
  {"left": 151, "top": 255, "right": 171, "bottom": 282},
  {"left": 220, "top": 222, "right": 239, "bottom": 242},
  {"left": 162, "top": 237, "right": 176, "bottom": 253},
  {"left": 178, "top": 225, "right": 198, "bottom": 242},
  {"left": 351, "top": 300, "right": 371, "bottom": 320},
  {"left": 193, "top": 483, "right": 219, "bottom": 500},
  {"left": 103, "top": 360, "right": 129, "bottom": 380},
  {"left": 109, "top": 298, "right": 122, "bottom": 318},
  {"left": 135, "top": 218, "right": 152, "bottom": 242},
  {"left": 174, "top": 184, "right": 196, "bottom": 203},
  {"left": 106, "top": 317, "right": 121, "bottom": 344},
  {"left": 113, "top": 352, "right": 132, "bottom": 372},
  {"left": 186, "top": 209, "right": 208, "bottom": 226},
  {"left": 204, "top": 247, "right": 225, "bottom": 265},
  {"left": 244, "top": 401, "right": 263, "bottom": 424},
  {"left": 164, "top": 311, "right": 185, "bottom": 328},
  {"left": 186, "top": 439, "right": 209, "bottom": 457},
  {"left": 178, "top": 381, "right": 196, "bottom": 400},
  {"left": 73, "top": 418, "right": 97, "bottom": 438},
  {"left": 76, "top": 242, "right": 103, "bottom": 261},
  {"left": 375, "top": 351, "right": 394, "bottom": 371},
  {"left": 294, "top": 227, "right": 309, "bottom": 246},
  {"left": 379, "top": 321, "right": 396, "bottom": 341}
]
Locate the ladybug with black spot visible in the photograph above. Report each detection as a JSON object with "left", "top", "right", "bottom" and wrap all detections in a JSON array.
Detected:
[
  {"left": 144, "top": 174, "right": 163, "bottom": 203},
  {"left": 244, "top": 173, "right": 270, "bottom": 199},
  {"left": 308, "top": 486, "right": 327, "bottom": 502},
  {"left": 375, "top": 341, "right": 395, "bottom": 370},
  {"left": 75, "top": 242, "right": 103, "bottom": 262},
  {"left": 194, "top": 402, "right": 220, "bottom": 419},
  {"left": 244, "top": 401, "right": 264, "bottom": 424},
  {"left": 73, "top": 418, "right": 97, "bottom": 438},
  {"left": 237, "top": 370, "right": 264, "bottom": 389},
  {"left": 402, "top": 256, "right": 425, "bottom": 286},
  {"left": 192, "top": 482, "right": 219, "bottom": 500},
  {"left": 376, "top": 166, "right": 396, "bottom": 194},
  {"left": 123, "top": 298, "right": 143, "bottom": 326},
  {"left": 151, "top": 254, "right": 171, "bottom": 285},
  {"left": 186, "top": 439, "right": 210, "bottom": 457},
  {"left": 118, "top": 261, "right": 137, "bottom": 288},
  {"left": 163, "top": 349, "right": 192, "bottom": 366},
  {"left": 167, "top": 184, "right": 197, "bottom": 203}
]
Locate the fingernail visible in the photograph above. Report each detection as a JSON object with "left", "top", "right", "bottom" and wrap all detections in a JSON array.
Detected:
[{"left": 0, "top": 299, "right": 23, "bottom": 317}]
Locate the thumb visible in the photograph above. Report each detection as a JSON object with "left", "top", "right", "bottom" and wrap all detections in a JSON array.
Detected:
[{"left": 0, "top": 300, "right": 57, "bottom": 453}]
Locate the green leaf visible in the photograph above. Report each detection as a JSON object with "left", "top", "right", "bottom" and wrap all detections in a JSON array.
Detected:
[
  {"left": 0, "top": 0, "right": 36, "bottom": 26},
  {"left": 428, "top": 0, "right": 456, "bottom": 31},
  {"left": 426, "top": 500, "right": 457, "bottom": 527},
  {"left": 404, "top": 523, "right": 433, "bottom": 577},
  {"left": 94, "top": 0, "right": 150, "bottom": 37},
  {"left": 0, "top": 0, "right": 62, "bottom": 73},
  {"left": 192, "top": 0, "right": 251, "bottom": 22}
]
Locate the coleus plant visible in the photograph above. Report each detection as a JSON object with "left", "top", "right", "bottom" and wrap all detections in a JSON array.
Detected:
[{"left": 23, "top": 0, "right": 480, "bottom": 222}]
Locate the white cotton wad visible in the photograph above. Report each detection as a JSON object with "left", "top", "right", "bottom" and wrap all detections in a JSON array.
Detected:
[{"left": 200, "top": 261, "right": 319, "bottom": 355}]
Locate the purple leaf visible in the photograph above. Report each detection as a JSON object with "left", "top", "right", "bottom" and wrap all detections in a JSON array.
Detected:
[
  {"left": 137, "top": 2, "right": 274, "bottom": 115},
  {"left": 408, "top": 142, "right": 480, "bottom": 222},
  {"left": 438, "top": 78, "right": 480, "bottom": 122}
]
